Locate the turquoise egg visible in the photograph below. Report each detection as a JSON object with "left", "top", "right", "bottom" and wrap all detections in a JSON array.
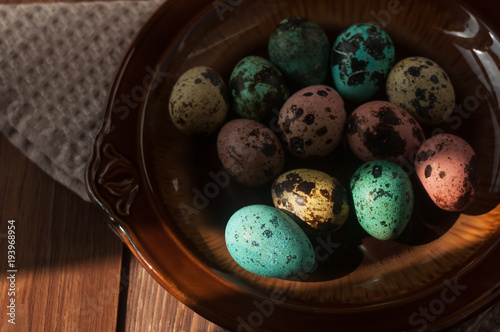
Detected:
[
  {"left": 331, "top": 23, "right": 395, "bottom": 103},
  {"left": 350, "top": 160, "right": 413, "bottom": 240},
  {"left": 229, "top": 56, "right": 289, "bottom": 122},
  {"left": 268, "top": 17, "right": 330, "bottom": 89},
  {"left": 225, "top": 204, "right": 315, "bottom": 278}
]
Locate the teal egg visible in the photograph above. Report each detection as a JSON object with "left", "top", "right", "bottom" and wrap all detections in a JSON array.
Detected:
[
  {"left": 350, "top": 160, "right": 413, "bottom": 240},
  {"left": 225, "top": 204, "right": 315, "bottom": 278},
  {"left": 229, "top": 56, "right": 289, "bottom": 122},
  {"left": 331, "top": 23, "right": 395, "bottom": 104},
  {"left": 268, "top": 17, "right": 330, "bottom": 89}
]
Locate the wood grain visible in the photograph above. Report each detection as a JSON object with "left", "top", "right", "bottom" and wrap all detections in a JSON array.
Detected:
[
  {"left": 0, "top": 135, "right": 123, "bottom": 331},
  {"left": 123, "top": 254, "right": 228, "bottom": 332}
]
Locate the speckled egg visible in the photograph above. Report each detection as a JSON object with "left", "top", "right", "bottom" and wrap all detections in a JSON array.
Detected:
[
  {"left": 386, "top": 57, "right": 455, "bottom": 125},
  {"left": 350, "top": 160, "right": 413, "bottom": 240},
  {"left": 278, "top": 85, "right": 346, "bottom": 158},
  {"left": 225, "top": 204, "right": 315, "bottom": 278},
  {"left": 346, "top": 101, "right": 425, "bottom": 163},
  {"left": 415, "top": 134, "right": 479, "bottom": 211},
  {"left": 169, "top": 66, "right": 229, "bottom": 135},
  {"left": 268, "top": 17, "right": 330, "bottom": 88},
  {"left": 229, "top": 56, "right": 289, "bottom": 122},
  {"left": 271, "top": 169, "right": 350, "bottom": 234},
  {"left": 331, "top": 23, "right": 395, "bottom": 104},
  {"left": 217, "top": 119, "right": 285, "bottom": 186}
]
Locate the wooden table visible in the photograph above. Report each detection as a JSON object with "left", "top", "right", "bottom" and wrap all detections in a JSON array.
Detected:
[{"left": 0, "top": 0, "right": 498, "bottom": 331}]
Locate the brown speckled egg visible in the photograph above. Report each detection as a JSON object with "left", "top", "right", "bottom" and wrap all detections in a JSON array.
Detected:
[
  {"left": 217, "top": 119, "right": 285, "bottom": 186},
  {"left": 169, "top": 66, "right": 229, "bottom": 135},
  {"left": 278, "top": 85, "right": 346, "bottom": 158},
  {"left": 415, "top": 134, "right": 479, "bottom": 211},
  {"left": 386, "top": 57, "right": 455, "bottom": 126},
  {"left": 271, "top": 169, "right": 350, "bottom": 234},
  {"left": 346, "top": 101, "right": 425, "bottom": 163}
]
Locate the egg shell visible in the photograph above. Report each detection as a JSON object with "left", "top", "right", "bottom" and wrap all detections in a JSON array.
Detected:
[
  {"left": 350, "top": 160, "right": 414, "bottom": 240},
  {"left": 271, "top": 169, "right": 350, "bottom": 234},
  {"left": 217, "top": 119, "right": 285, "bottom": 186},
  {"left": 278, "top": 85, "right": 346, "bottom": 158},
  {"left": 346, "top": 101, "right": 425, "bottom": 163},
  {"left": 331, "top": 23, "right": 395, "bottom": 104},
  {"left": 414, "top": 134, "right": 479, "bottom": 211},
  {"left": 169, "top": 66, "right": 229, "bottom": 135},
  {"left": 386, "top": 57, "right": 455, "bottom": 125},
  {"left": 229, "top": 56, "right": 289, "bottom": 122},
  {"left": 225, "top": 204, "right": 315, "bottom": 278},
  {"left": 268, "top": 17, "right": 330, "bottom": 88}
]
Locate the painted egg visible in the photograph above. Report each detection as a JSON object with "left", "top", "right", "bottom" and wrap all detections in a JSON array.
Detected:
[
  {"left": 331, "top": 23, "right": 395, "bottom": 104},
  {"left": 169, "top": 66, "right": 229, "bottom": 135},
  {"left": 277, "top": 85, "right": 346, "bottom": 158},
  {"left": 271, "top": 169, "right": 350, "bottom": 234},
  {"left": 225, "top": 204, "right": 315, "bottom": 278},
  {"left": 346, "top": 100, "right": 425, "bottom": 163},
  {"left": 217, "top": 119, "right": 285, "bottom": 186},
  {"left": 386, "top": 57, "right": 455, "bottom": 125},
  {"left": 229, "top": 56, "right": 289, "bottom": 122},
  {"left": 350, "top": 160, "right": 414, "bottom": 240},
  {"left": 268, "top": 17, "right": 330, "bottom": 88},
  {"left": 414, "top": 134, "right": 479, "bottom": 211}
]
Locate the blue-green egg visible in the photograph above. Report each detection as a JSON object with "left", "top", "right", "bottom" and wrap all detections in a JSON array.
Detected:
[
  {"left": 225, "top": 204, "right": 315, "bottom": 278},
  {"left": 331, "top": 23, "right": 395, "bottom": 104},
  {"left": 229, "top": 56, "right": 289, "bottom": 122},
  {"left": 268, "top": 17, "right": 330, "bottom": 89},
  {"left": 350, "top": 160, "right": 413, "bottom": 240}
]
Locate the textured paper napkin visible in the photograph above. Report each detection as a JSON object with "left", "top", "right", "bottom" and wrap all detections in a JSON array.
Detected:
[
  {"left": 0, "top": 1, "right": 498, "bottom": 330},
  {"left": 0, "top": 0, "right": 161, "bottom": 201}
]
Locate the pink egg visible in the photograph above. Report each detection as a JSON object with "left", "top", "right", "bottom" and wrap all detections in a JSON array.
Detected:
[
  {"left": 346, "top": 100, "right": 425, "bottom": 163},
  {"left": 415, "top": 134, "right": 479, "bottom": 211},
  {"left": 217, "top": 119, "right": 285, "bottom": 186},
  {"left": 278, "top": 85, "right": 346, "bottom": 158}
]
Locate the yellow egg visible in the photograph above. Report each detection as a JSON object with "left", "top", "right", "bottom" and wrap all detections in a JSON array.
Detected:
[
  {"left": 271, "top": 169, "right": 349, "bottom": 234},
  {"left": 386, "top": 57, "right": 455, "bottom": 126},
  {"left": 169, "top": 66, "right": 229, "bottom": 135}
]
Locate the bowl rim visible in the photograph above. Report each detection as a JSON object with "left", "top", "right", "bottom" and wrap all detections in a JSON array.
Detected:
[{"left": 86, "top": 0, "right": 500, "bottom": 330}]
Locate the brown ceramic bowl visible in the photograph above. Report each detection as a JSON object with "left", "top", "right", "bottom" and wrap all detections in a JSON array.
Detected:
[{"left": 87, "top": 0, "right": 500, "bottom": 331}]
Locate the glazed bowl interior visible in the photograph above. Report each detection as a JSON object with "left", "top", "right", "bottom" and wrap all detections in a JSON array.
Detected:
[{"left": 97, "top": 0, "right": 500, "bottom": 330}]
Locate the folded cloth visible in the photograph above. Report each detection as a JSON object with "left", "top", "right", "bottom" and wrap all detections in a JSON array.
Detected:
[
  {"left": 0, "top": 1, "right": 498, "bottom": 330},
  {"left": 0, "top": 0, "right": 162, "bottom": 201}
]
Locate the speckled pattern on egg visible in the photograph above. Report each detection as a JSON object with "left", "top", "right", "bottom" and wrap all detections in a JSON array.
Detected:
[
  {"left": 271, "top": 169, "right": 350, "bottom": 234},
  {"left": 278, "top": 85, "right": 346, "bottom": 158},
  {"left": 346, "top": 101, "right": 425, "bottom": 163},
  {"left": 268, "top": 16, "right": 330, "bottom": 88},
  {"left": 331, "top": 23, "right": 395, "bottom": 104},
  {"left": 350, "top": 160, "right": 413, "bottom": 240},
  {"left": 169, "top": 66, "right": 229, "bottom": 135},
  {"left": 225, "top": 205, "right": 315, "bottom": 278},
  {"left": 415, "top": 134, "right": 479, "bottom": 211},
  {"left": 229, "top": 56, "right": 289, "bottom": 122},
  {"left": 217, "top": 119, "right": 285, "bottom": 186},
  {"left": 386, "top": 57, "right": 455, "bottom": 125}
]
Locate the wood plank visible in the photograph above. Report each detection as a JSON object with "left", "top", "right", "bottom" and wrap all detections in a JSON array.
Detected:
[
  {"left": 0, "top": 136, "right": 123, "bottom": 331},
  {"left": 123, "top": 253, "right": 228, "bottom": 332}
]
